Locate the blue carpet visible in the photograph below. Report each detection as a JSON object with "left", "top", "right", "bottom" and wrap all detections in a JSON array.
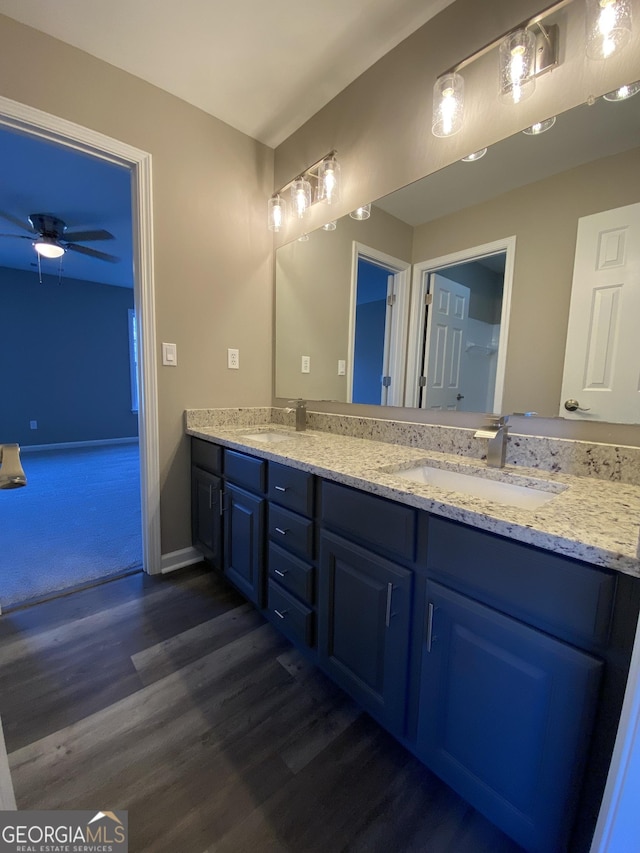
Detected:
[{"left": 0, "top": 442, "right": 143, "bottom": 608}]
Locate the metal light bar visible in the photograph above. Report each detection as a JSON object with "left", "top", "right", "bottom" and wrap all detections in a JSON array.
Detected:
[{"left": 271, "top": 149, "right": 337, "bottom": 200}]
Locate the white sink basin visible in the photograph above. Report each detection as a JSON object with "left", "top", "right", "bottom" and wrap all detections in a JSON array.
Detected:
[
  {"left": 394, "top": 464, "right": 563, "bottom": 510},
  {"left": 240, "top": 431, "right": 303, "bottom": 444}
]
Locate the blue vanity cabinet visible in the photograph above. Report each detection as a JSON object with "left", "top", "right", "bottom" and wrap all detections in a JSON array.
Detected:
[
  {"left": 222, "top": 449, "right": 267, "bottom": 608},
  {"left": 318, "top": 481, "right": 420, "bottom": 735},
  {"left": 191, "top": 439, "right": 223, "bottom": 569}
]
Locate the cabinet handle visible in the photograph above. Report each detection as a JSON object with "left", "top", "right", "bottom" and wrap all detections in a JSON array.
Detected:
[
  {"left": 275, "top": 527, "right": 288, "bottom": 536},
  {"left": 219, "top": 488, "right": 224, "bottom": 516},
  {"left": 274, "top": 609, "right": 288, "bottom": 619},
  {"left": 275, "top": 485, "right": 287, "bottom": 492},
  {"left": 208, "top": 484, "right": 212, "bottom": 510},
  {"left": 385, "top": 582, "right": 394, "bottom": 628},
  {"left": 426, "top": 602, "right": 435, "bottom": 652},
  {"left": 275, "top": 568, "right": 287, "bottom": 577}
]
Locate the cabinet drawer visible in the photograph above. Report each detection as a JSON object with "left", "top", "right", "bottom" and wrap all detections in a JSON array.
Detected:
[
  {"left": 191, "top": 438, "right": 222, "bottom": 475},
  {"left": 224, "top": 449, "right": 266, "bottom": 494},
  {"left": 321, "top": 481, "right": 417, "bottom": 562},
  {"left": 268, "top": 462, "right": 314, "bottom": 517},
  {"left": 268, "top": 581, "right": 314, "bottom": 647},
  {"left": 269, "top": 542, "right": 314, "bottom": 604},
  {"left": 269, "top": 505, "right": 314, "bottom": 559},
  {"left": 427, "top": 517, "right": 616, "bottom": 648}
]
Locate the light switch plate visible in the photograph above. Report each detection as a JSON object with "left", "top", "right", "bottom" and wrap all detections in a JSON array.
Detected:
[
  {"left": 162, "top": 342, "right": 177, "bottom": 366},
  {"left": 338, "top": 359, "right": 346, "bottom": 376},
  {"left": 301, "top": 355, "right": 311, "bottom": 373}
]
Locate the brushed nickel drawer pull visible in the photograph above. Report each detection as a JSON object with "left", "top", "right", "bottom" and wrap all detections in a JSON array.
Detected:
[
  {"left": 275, "top": 527, "right": 288, "bottom": 535},
  {"left": 208, "top": 484, "right": 212, "bottom": 510},
  {"left": 219, "top": 488, "right": 224, "bottom": 516},
  {"left": 274, "top": 609, "right": 288, "bottom": 619},
  {"left": 426, "top": 602, "right": 435, "bottom": 652},
  {"left": 275, "top": 485, "right": 287, "bottom": 492},
  {"left": 385, "top": 582, "right": 394, "bottom": 628},
  {"left": 275, "top": 569, "right": 287, "bottom": 577}
]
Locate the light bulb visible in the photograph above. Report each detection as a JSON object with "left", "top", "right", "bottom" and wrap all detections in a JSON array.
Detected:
[
  {"left": 291, "top": 177, "right": 312, "bottom": 219},
  {"left": 499, "top": 29, "right": 536, "bottom": 104},
  {"left": 267, "top": 195, "right": 285, "bottom": 232},
  {"left": 317, "top": 155, "right": 341, "bottom": 204},
  {"left": 586, "top": 0, "right": 632, "bottom": 60},
  {"left": 432, "top": 73, "right": 464, "bottom": 137},
  {"left": 34, "top": 238, "right": 65, "bottom": 259}
]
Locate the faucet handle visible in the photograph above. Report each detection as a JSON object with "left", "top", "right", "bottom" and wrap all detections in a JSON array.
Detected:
[{"left": 288, "top": 398, "right": 306, "bottom": 408}]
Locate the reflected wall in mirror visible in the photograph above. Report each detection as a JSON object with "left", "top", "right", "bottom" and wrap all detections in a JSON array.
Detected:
[{"left": 275, "top": 93, "right": 640, "bottom": 423}]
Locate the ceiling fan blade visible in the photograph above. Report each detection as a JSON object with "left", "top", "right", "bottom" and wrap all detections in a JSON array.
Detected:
[
  {"left": 0, "top": 233, "right": 33, "bottom": 240},
  {"left": 0, "top": 211, "right": 36, "bottom": 234},
  {"left": 63, "top": 229, "right": 115, "bottom": 243},
  {"left": 65, "top": 243, "right": 120, "bottom": 263}
]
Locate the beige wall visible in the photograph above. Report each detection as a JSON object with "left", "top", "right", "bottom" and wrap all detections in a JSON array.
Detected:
[
  {"left": 0, "top": 15, "right": 274, "bottom": 555},
  {"left": 273, "top": 0, "right": 640, "bottom": 444},
  {"left": 275, "top": 208, "right": 412, "bottom": 400},
  {"left": 412, "top": 146, "right": 640, "bottom": 417}
]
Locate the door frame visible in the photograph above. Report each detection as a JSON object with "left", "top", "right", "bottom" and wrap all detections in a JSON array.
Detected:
[
  {"left": 405, "top": 237, "right": 516, "bottom": 411},
  {"left": 0, "top": 94, "right": 161, "bottom": 575},
  {"left": 347, "top": 242, "right": 411, "bottom": 407}
]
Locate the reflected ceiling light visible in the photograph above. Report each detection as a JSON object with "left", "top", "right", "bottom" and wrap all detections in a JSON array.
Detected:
[
  {"left": 461, "top": 148, "right": 488, "bottom": 162},
  {"left": 33, "top": 237, "right": 65, "bottom": 259},
  {"left": 297, "top": 233, "right": 309, "bottom": 242},
  {"left": 291, "top": 176, "right": 312, "bottom": 219},
  {"left": 349, "top": 204, "right": 371, "bottom": 220},
  {"left": 586, "top": 0, "right": 632, "bottom": 60},
  {"left": 432, "top": 73, "right": 464, "bottom": 137},
  {"left": 267, "top": 194, "right": 285, "bottom": 232},
  {"left": 499, "top": 29, "right": 536, "bottom": 104},
  {"left": 322, "top": 220, "right": 337, "bottom": 231},
  {"left": 522, "top": 116, "right": 557, "bottom": 134},
  {"left": 316, "top": 154, "right": 341, "bottom": 204},
  {"left": 603, "top": 80, "right": 640, "bottom": 100}
]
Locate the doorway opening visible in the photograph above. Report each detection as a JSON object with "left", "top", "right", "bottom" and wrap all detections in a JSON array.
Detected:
[
  {"left": 406, "top": 238, "right": 515, "bottom": 412},
  {"left": 348, "top": 243, "right": 411, "bottom": 406}
]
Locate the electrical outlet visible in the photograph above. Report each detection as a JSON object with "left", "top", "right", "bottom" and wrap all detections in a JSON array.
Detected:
[
  {"left": 337, "top": 359, "right": 346, "bottom": 376},
  {"left": 301, "top": 355, "right": 311, "bottom": 373},
  {"left": 228, "top": 348, "right": 240, "bottom": 369},
  {"left": 29, "top": 420, "right": 38, "bottom": 430}
]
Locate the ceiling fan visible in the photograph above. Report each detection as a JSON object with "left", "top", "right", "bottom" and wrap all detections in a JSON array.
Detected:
[{"left": 0, "top": 211, "right": 119, "bottom": 263}]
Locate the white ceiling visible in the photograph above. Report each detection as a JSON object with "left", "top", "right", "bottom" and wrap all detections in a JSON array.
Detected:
[{"left": 0, "top": 0, "right": 455, "bottom": 148}]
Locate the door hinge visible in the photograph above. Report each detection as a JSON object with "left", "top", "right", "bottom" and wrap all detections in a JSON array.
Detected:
[
  {"left": 418, "top": 376, "right": 427, "bottom": 387},
  {"left": 387, "top": 294, "right": 396, "bottom": 307},
  {"left": 425, "top": 293, "right": 433, "bottom": 305},
  {"left": 381, "top": 376, "right": 391, "bottom": 387}
]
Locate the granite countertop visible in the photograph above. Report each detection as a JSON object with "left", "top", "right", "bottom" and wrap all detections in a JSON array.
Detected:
[{"left": 186, "top": 423, "right": 640, "bottom": 578}]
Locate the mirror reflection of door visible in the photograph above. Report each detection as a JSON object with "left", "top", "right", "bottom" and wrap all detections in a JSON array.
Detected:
[
  {"left": 348, "top": 244, "right": 411, "bottom": 405},
  {"left": 560, "top": 202, "right": 640, "bottom": 424},
  {"left": 406, "top": 239, "right": 514, "bottom": 412}
]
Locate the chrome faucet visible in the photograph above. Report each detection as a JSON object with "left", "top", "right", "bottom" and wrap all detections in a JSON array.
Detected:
[
  {"left": 474, "top": 415, "right": 509, "bottom": 468},
  {"left": 287, "top": 399, "right": 307, "bottom": 432},
  {"left": 0, "top": 444, "right": 27, "bottom": 489}
]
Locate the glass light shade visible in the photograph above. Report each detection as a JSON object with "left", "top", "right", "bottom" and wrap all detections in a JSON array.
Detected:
[
  {"left": 603, "top": 80, "right": 640, "bottom": 100},
  {"left": 461, "top": 148, "right": 488, "bottom": 162},
  {"left": 267, "top": 195, "right": 285, "bottom": 232},
  {"left": 522, "top": 116, "right": 557, "bottom": 135},
  {"left": 291, "top": 177, "right": 312, "bottom": 219},
  {"left": 432, "top": 73, "right": 464, "bottom": 137},
  {"left": 322, "top": 220, "right": 337, "bottom": 231},
  {"left": 499, "top": 29, "right": 536, "bottom": 104},
  {"left": 34, "top": 238, "right": 65, "bottom": 259},
  {"left": 317, "top": 155, "right": 341, "bottom": 204},
  {"left": 297, "top": 233, "right": 309, "bottom": 242},
  {"left": 349, "top": 204, "right": 371, "bottom": 221},
  {"left": 586, "top": 0, "right": 632, "bottom": 60}
]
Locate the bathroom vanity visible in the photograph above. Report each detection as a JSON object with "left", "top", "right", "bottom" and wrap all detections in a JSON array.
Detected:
[{"left": 187, "top": 413, "right": 640, "bottom": 853}]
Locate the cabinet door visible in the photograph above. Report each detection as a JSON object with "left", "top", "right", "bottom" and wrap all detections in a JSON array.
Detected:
[
  {"left": 318, "top": 531, "right": 413, "bottom": 734},
  {"left": 418, "top": 581, "right": 603, "bottom": 853},
  {"left": 191, "top": 466, "right": 222, "bottom": 569},
  {"left": 224, "top": 483, "right": 265, "bottom": 607}
]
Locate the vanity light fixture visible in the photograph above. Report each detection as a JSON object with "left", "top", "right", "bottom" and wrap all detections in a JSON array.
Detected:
[
  {"left": 267, "top": 194, "right": 286, "bottom": 232},
  {"left": 349, "top": 204, "right": 371, "bottom": 220},
  {"left": 523, "top": 116, "right": 557, "bottom": 134},
  {"left": 267, "top": 150, "right": 341, "bottom": 231},
  {"left": 603, "top": 80, "right": 640, "bottom": 100},
  {"left": 499, "top": 28, "right": 537, "bottom": 103},
  {"left": 33, "top": 237, "right": 65, "bottom": 259},
  {"left": 461, "top": 148, "right": 488, "bottom": 162},
  {"left": 432, "top": 73, "right": 465, "bottom": 137},
  {"left": 585, "top": 0, "right": 632, "bottom": 60},
  {"left": 322, "top": 220, "right": 337, "bottom": 231}
]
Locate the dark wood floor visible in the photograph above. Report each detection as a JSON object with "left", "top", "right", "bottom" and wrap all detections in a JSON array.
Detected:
[{"left": 0, "top": 564, "right": 525, "bottom": 853}]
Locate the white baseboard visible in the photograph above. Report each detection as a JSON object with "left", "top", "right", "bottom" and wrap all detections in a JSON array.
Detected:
[
  {"left": 21, "top": 437, "right": 139, "bottom": 453},
  {"left": 160, "top": 547, "right": 204, "bottom": 574}
]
